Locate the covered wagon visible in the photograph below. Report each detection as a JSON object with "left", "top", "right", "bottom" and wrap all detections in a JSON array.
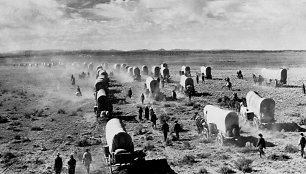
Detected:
[
  {"left": 88, "top": 62, "right": 94, "bottom": 71},
  {"left": 132, "top": 66, "right": 141, "bottom": 81},
  {"left": 95, "top": 75, "right": 109, "bottom": 92},
  {"left": 142, "top": 65, "right": 149, "bottom": 75},
  {"left": 104, "top": 118, "right": 134, "bottom": 173},
  {"left": 246, "top": 91, "right": 275, "bottom": 128},
  {"left": 151, "top": 66, "right": 160, "bottom": 78},
  {"left": 145, "top": 77, "right": 160, "bottom": 96},
  {"left": 127, "top": 67, "right": 133, "bottom": 76},
  {"left": 113, "top": 64, "right": 120, "bottom": 72},
  {"left": 200, "top": 66, "right": 212, "bottom": 79},
  {"left": 95, "top": 89, "right": 112, "bottom": 117},
  {"left": 181, "top": 66, "right": 191, "bottom": 76},
  {"left": 179, "top": 75, "right": 195, "bottom": 94},
  {"left": 120, "top": 64, "right": 127, "bottom": 72},
  {"left": 203, "top": 105, "right": 240, "bottom": 145},
  {"left": 161, "top": 67, "right": 170, "bottom": 79},
  {"left": 161, "top": 63, "right": 168, "bottom": 69},
  {"left": 261, "top": 68, "right": 287, "bottom": 85}
]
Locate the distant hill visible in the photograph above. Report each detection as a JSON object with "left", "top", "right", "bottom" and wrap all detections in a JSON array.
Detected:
[{"left": 1, "top": 49, "right": 306, "bottom": 58}]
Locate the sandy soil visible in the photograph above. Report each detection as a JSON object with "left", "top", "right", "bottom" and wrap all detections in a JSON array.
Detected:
[{"left": 1, "top": 59, "right": 306, "bottom": 174}]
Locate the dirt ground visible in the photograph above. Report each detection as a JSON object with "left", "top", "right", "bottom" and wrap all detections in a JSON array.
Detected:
[{"left": 1, "top": 58, "right": 306, "bottom": 174}]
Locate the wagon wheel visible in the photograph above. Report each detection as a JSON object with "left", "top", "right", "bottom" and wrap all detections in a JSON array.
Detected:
[{"left": 217, "top": 132, "right": 224, "bottom": 146}]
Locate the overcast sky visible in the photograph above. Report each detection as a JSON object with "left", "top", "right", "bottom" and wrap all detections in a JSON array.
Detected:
[{"left": 1, "top": 0, "right": 306, "bottom": 52}]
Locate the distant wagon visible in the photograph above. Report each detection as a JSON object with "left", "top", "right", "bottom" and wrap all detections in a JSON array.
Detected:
[
  {"left": 120, "top": 64, "right": 127, "bottom": 72},
  {"left": 95, "top": 89, "right": 112, "bottom": 117},
  {"left": 142, "top": 65, "right": 149, "bottom": 75},
  {"left": 127, "top": 67, "right": 133, "bottom": 76},
  {"left": 96, "top": 69, "right": 108, "bottom": 79},
  {"left": 151, "top": 66, "right": 160, "bottom": 78},
  {"left": 132, "top": 66, "right": 141, "bottom": 81},
  {"left": 88, "top": 62, "right": 94, "bottom": 71},
  {"left": 161, "top": 67, "right": 170, "bottom": 80},
  {"left": 113, "top": 64, "right": 120, "bottom": 72},
  {"left": 95, "top": 75, "right": 109, "bottom": 92},
  {"left": 200, "top": 66, "right": 212, "bottom": 79},
  {"left": 145, "top": 77, "right": 160, "bottom": 97},
  {"left": 104, "top": 118, "right": 134, "bottom": 173},
  {"left": 161, "top": 63, "right": 168, "bottom": 69},
  {"left": 203, "top": 105, "right": 240, "bottom": 145},
  {"left": 261, "top": 68, "right": 287, "bottom": 85},
  {"left": 181, "top": 66, "right": 191, "bottom": 76},
  {"left": 179, "top": 75, "right": 195, "bottom": 95},
  {"left": 245, "top": 91, "right": 275, "bottom": 128}
]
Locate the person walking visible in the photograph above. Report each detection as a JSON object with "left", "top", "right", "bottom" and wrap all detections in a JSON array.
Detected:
[
  {"left": 82, "top": 149, "right": 92, "bottom": 174},
  {"left": 161, "top": 121, "right": 169, "bottom": 142},
  {"left": 127, "top": 88, "right": 132, "bottom": 98},
  {"left": 71, "top": 77, "right": 75, "bottom": 86},
  {"left": 172, "top": 90, "right": 177, "bottom": 100},
  {"left": 76, "top": 86, "right": 82, "bottom": 96},
  {"left": 150, "top": 110, "right": 157, "bottom": 129},
  {"left": 196, "top": 74, "right": 199, "bottom": 84},
  {"left": 299, "top": 133, "right": 306, "bottom": 157},
  {"left": 138, "top": 106, "right": 143, "bottom": 121},
  {"left": 174, "top": 120, "right": 182, "bottom": 140},
  {"left": 144, "top": 105, "right": 149, "bottom": 120},
  {"left": 302, "top": 83, "right": 306, "bottom": 95},
  {"left": 67, "top": 154, "right": 76, "bottom": 174},
  {"left": 140, "top": 93, "right": 145, "bottom": 104},
  {"left": 54, "top": 153, "right": 63, "bottom": 174},
  {"left": 256, "top": 133, "right": 266, "bottom": 158}
]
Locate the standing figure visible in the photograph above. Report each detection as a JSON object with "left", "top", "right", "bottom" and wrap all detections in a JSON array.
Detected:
[
  {"left": 127, "top": 88, "right": 132, "bottom": 98},
  {"left": 71, "top": 77, "right": 75, "bottom": 86},
  {"left": 161, "top": 79, "right": 165, "bottom": 88},
  {"left": 299, "top": 133, "right": 306, "bottom": 157},
  {"left": 54, "top": 153, "right": 63, "bottom": 174},
  {"left": 67, "top": 154, "right": 76, "bottom": 174},
  {"left": 140, "top": 93, "right": 145, "bottom": 104},
  {"left": 71, "top": 75, "right": 74, "bottom": 82},
  {"left": 256, "top": 133, "right": 266, "bottom": 158},
  {"left": 82, "top": 149, "right": 92, "bottom": 174},
  {"left": 188, "top": 91, "right": 192, "bottom": 102},
  {"left": 302, "top": 83, "right": 306, "bottom": 95},
  {"left": 161, "top": 121, "right": 169, "bottom": 142},
  {"left": 196, "top": 75, "right": 199, "bottom": 84},
  {"left": 76, "top": 86, "right": 82, "bottom": 96},
  {"left": 138, "top": 107, "right": 143, "bottom": 121},
  {"left": 144, "top": 105, "right": 149, "bottom": 120},
  {"left": 201, "top": 73, "right": 205, "bottom": 83},
  {"left": 172, "top": 90, "right": 177, "bottom": 100},
  {"left": 174, "top": 120, "right": 182, "bottom": 140},
  {"left": 150, "top": 109, "right": 157, "bottom": 128}
]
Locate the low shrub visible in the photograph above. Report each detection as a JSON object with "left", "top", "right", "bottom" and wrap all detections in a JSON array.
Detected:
[
  {"left": 218, "top": 166, "right": 235, "bottom": 174},
  {"left": 285, "top": 144, "right": 299, "bottom": 153},
  {"left": 267, "top": 154, "right": 291, "bottom": 161},
  {"left": 143, "top": 141, "right": 155, "bottom": 151},
  {"left": 238, "top": 142, "right": 257, "bottom": 153},
  {"left": 0, "top": 116, "right": 9, "bottom": 123},
  {"left": 1, "top": 152, "right": 16, "bottom": 163},
  {"left": 234, "top": 157, "right": 253, "bottom": 173},
  {"left": 179, "top": 155, "right": 197, "bottom": 165},
  {"left": 185, "top": 101, "right": 194, "bottom": 106},
  {"left": 31, "top": 126, "right": 43, "bottom": 131},
  {"left": 197, "top": 167, "right": 209, "bottom": 174},
  {"left": 134, "top": 124, "right": 147, "bottom": 135},
  {"left": 159, "top": 114, "right": 170, "bottom": 124},
  {"left": 76, "top": 138, "right": 91, "bottom": 147},
  {"left": 299, "top": 117, "right": 306, "bottom": 125},
  {"left": 57, "top": 109, "right": 67, "bottom": 114},
  {"left": 196, "top": 153, "right": 211, "bottom": 159}
]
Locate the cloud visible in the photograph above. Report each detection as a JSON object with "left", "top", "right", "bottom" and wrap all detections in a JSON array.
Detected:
[{"left": 1, "top": 0, "right": 306, "bottom": 52}]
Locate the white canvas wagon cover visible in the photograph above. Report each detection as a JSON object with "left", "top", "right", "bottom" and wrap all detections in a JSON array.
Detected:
[
  {"left": 146, "top": 77, "right": 159, "bottom": 93},
  {"left": 203, "top": 105, "right": 239, "bottom": 133},
  {"left": 246, "top": 91, "right": 275, "bottom": 123},
  {"left": 261, "top": 68, "right": 287, "bottom": 84},
  {"left": 200, "top": 66, "right": 212, "bottom": 78},
  {"left": 151, "top": 66, "right": 160, "bottom": 77},
  {"left": 113, "top": 64, "right": 120, "bottom": 71},
  {"left": 133, "top": 66, "right": 140, "bottom": 76},
  {"left": 105, "top": 118, "right": 134, "bottom": 153},
  {"left": 180, "top": 75, "right": 194, "bottom": 88},
  {"left": 142, "top": 65, "right": 148, "bottom": 74}
]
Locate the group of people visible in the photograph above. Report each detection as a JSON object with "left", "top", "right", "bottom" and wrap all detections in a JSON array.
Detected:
[
  {"left": 54, "top": 149, "right": 92, "bottom": 174},
  {"left": 195, "top": 74, "right": 206, "bottom": 84},
  {"left": 71, "top": 74, "right": 82, "bottom": 96}
]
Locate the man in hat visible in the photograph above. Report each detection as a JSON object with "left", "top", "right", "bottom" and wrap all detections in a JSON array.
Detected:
[
  {"left": 82, "top": 149, "right": 92, "bottom": 174},
  {"left": 138, "top": 106, "right": 143, "bottom": 121},
  {"left": 196, "top": 74, "right": 199, "bottom": 84},
  {"left": 140, "top": 93, "right": 145, "bottom": 104},
  {"left": 172, "top": 90, "right": 177, "bottom": 100},
  {"left": 256, "top": 133, "right": 266, "bottom": 158},
  {"left": 150, "top": 110, "right": 157, "bottom": 129},
  {"left": 302, "top": 83, "right": 306, "bottom": 95},
  {"left": 67, "top": 154, "right": 76, "bottom": 174},
  {"left": 299, "top": 133, "right": 306, "bottom": 157},
  {"left": 161, "top": 121, "right": 169, "bottom": 142},
  {"left": 54, "top": 153, "right": 63, "bottom": 174},
  {"left": 144, "top": 105, "right": 149, "bottom": 120}
]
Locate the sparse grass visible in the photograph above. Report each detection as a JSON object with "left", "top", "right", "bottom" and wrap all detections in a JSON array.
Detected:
[
  {"left": 290, "top": 112, "right": 301, "bottom": 117},
  {"left": 193, "top": 102, "right": 201, "bottom": 109},
  {"left": 76, "top": 138, "right": 91, "bottom": 147},
  {"left": 299, "top": 117, "right": 306, "bottom": 125},
  {"left": 284, "top": 144, "right": 299, "bottom": 153},
  {"left": 31, "top": 126, "right": 43, "bottom": 131},
  {"left": 185, "top": 101, "right": 194, "bottom": 106},
  {"left": 134, "top": 124, "right": 147, "bottom": 135},
  {"left": 238, "top": 142, "right": 257, "bottom": 154},
  {"left": 143, "top": 141, "right": 155, "bottom": 151},
  {"left": 218, "top": 166, "right": 235, "bottom": 174},
  {"left": 196, "top": 153, "right": 211, "bottom": 159},
  {"left": 234, "top": 157, "right": 253, "bottom": 173},
  {"left": 159, "top": 114, "right": 170, "bottom": 124},
  {"left": 267, "top": 153, "right": 291, "bottom": 161},
  {"left": 76, "top": 107, "right": 83, "bottom": 112},
  {"left": 0, "top": 116, "right": 9, "bottom": 123},
  {"left": 1, "top": 152, "right": 16, "bottom": 164},
  {"left": 69, "top": 111, "right": 78, "bottom": 116},
  {"left": 57, "top": 109, "right": 67, "bottom": 114},
  {"left": 178, "top": 155, "right": 197, "bottom": 165},
  {"left": 1, "top": 89, "right": 9, "bottom": 94},
  {"left": 197, "top": 167, "right": 209, "bottom": 174}
]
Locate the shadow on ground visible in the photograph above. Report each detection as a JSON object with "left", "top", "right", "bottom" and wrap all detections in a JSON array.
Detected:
[{"left": 227, "top": 135, "right": 276, "bottom": 147}]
